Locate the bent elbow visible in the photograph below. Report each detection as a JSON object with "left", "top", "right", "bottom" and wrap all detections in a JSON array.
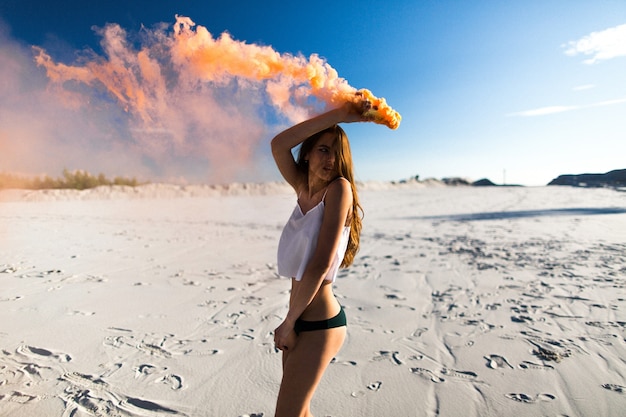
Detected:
[
  {"left": 306, "top": 257, "right": 333, "bottom": 281},
  {"left": 271, "top": 136, "right": 287, "bottom": 160}
]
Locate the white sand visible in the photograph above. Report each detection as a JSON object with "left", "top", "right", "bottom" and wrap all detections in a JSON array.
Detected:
[{"left": 1, "top": 184, "right": 625, "bottom": 416}]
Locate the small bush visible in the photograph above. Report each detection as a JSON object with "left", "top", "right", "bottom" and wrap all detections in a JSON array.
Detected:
[{"left": 0, "top": 169, "right": 144, "bottom": 190}]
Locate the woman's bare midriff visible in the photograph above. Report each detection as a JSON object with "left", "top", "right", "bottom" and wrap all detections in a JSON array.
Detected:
[{"left": 290, "top": 278, "right": 341, "bottom": 321}]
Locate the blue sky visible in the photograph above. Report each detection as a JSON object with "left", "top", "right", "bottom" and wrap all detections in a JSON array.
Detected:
[{"left": 1, "top": 0, "right": 625, "bottom": 185}]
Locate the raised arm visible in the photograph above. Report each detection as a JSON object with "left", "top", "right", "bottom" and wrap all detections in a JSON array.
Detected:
[{"left": 271, "top": 100, "right": 372, "bottom": 190}]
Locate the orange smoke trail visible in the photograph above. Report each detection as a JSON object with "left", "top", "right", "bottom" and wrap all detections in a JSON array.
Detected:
[
  {"left": 169, "top": 16, "right": 401, "bottom": 129},
  {"left": 35, "top": 15, "right": 400, "bottom": 131},
  {"left": 24, "top": 16, "right": 402, "bottom": 182}
]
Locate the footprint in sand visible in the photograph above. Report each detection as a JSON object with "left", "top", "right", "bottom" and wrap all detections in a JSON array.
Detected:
[
  {"left": 118, "top": 396, "right": 181, "bottom": 415},
  {"left": 104, "top": 335, "right": 127, "bottom": 349},
  {"left": 61, "top": 373, "right": 184, "bottom": 416},
  {"left": 67, "top": 309, "right": 95, "bottom": 316},
  {"left": 518, "top": 360, "right": 554, "bottom": 371},
  {"left": 410, "top": 327, "right": 428, "bottom": 338},
  {"left": 530, "top": 342, "right": 571, "bottom": 363},
  {"left": 506, "top": 393, "right": 534, "bottom": 403},
  {"left": 367, "top": 381, "right": 383, "bottom": 391},
  {"left": 484, "top": 354, "right": 514, "bottom": 369},
  {"left": 0, "top": 265, "right": 18, "bottom": 273},
  {"left": 511, "top": 315, "right": 534, "bottom": 323},
  {"left": 157, "top": 374, "right": 184, "bottom": 390},
  {"left": 0, "top": 295, "right": 23, "bottom": 301},
  {"left": 241, "top": 295, "right": 265, "bottom": 306},
  {"left": 182, "top": 346, "right": 221, "bottom": 357},
  {"left": 602, "top": 383, "right": 625, "bottom": 394},
  {"left": 506, "top": 393, "right": 556, "bottom": 403},
  {"left": 134, "top": 364, "right": 160, "bottom": 379},
  {"left": 351, "top": 381, "right": 383, "bottom": 398},
  {"left": 0, "top": 391, "right": 41, "bottom": 404},
  {"left": 384, "top": 293, "right": 406, "bottom": 301},
  {"left": 441, "top": 368, "right": 479, "bottom": 381},
  {"left": 229, "top": 332, "right": 255, "bottom": 341},
  {"left": 61, "top": 372, "right": 108, "bottom": 390},
  {"left": 137, "top": 343, "right": 172, "bottom": 358},
  {"left": 410, "top": 367, "right": 445, "bottom": 383},
  {"left": 16, "top": 345, "right": 72, "bottom": 362},
  {"left": 100, "top": 363, "right": 122, "bottom": 378},
  {"left": 35, "top": 269, "right": 64, "bottom": 277},
  {"left": 331, "top": 358, "right": 357, "bottom": 366},
  {"left": 372, "top": 350, "right": 403, "bottom": 365}
]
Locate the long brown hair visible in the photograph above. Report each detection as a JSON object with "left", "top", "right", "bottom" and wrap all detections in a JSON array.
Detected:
[{"left": 296, "top": 125, "right": 363, "bottom": 267}]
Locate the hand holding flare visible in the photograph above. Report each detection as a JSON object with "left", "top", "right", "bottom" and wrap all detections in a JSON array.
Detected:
[{"left": 353, "top": 89, "right": 402, "bottom": 130}]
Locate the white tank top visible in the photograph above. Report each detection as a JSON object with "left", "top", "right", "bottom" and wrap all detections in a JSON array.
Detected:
[{"left": 277, "top": 187, "right": 350, "bottom": 283}]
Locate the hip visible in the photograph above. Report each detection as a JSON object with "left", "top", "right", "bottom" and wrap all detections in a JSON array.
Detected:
[
  {"left": 291, "top": 278, "right": 341, "bottom": 321},
  {"left": 294, "top": 306, "right": 347, "bottom": 335}
]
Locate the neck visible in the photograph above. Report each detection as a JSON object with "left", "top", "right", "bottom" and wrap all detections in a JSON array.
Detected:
[{"left": 306, "top": 178, "right": 328, "bottom": 199}]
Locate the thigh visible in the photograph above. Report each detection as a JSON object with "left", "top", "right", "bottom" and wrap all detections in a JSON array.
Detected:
[{"left": 276, "top": 326, "right": 346, "bottom": 416}]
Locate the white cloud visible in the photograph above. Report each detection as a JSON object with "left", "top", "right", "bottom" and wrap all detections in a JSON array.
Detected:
[
  {"left": 564, "top": 23, "right": 626, "bottom": 64},
  {"left": 572, "top": 84, "right": 595, "bottom": 91},
  {"left": 508, "top": 97, "right": 626, "bottom": 117},
  {"left": 590, "top": 97, "right": 626, "bottom": 108},
  {"left": 507, "top": 105, "right": 579, "bottom": 117}
]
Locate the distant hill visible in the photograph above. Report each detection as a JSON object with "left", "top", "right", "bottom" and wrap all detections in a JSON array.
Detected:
[
  {"left": 548, "top": 169, "right": 626, "bottom": 188},
  {"left": 392, "top": 176, "right": 523, "bottom": 187},
  {"left": 443, "top": 177, "right": 521, "bottom": 186},
  {"left": 471, "top": 178, "right": 523, "bottom": 187},
  {"left": 472, "top": 178, "right": 496, "bottom": 186}
]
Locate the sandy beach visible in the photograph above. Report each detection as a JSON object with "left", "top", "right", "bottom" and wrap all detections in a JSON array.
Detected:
[{"left": 1, "top": 184, "right": 625, "bottom": 417}]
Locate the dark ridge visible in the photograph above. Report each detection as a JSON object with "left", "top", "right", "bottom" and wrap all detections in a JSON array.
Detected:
[{"left": 548, "top": 169, "right": 626, "bottom": 188}]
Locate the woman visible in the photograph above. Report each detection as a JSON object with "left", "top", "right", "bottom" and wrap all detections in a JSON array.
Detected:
[{"left": 271, "top": 98, "right": 371, "bottom": 417}]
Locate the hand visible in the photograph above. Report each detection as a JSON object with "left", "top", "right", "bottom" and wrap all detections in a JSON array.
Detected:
[
  {"left": 274, "top": 320, "right": 298, "bottom": 351},
  {"left": 338, "top": 96, "right": 374, "bottom": 124}
]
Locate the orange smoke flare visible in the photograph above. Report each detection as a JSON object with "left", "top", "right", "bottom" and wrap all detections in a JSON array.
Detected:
[
  {"left": 354, "top": 89, "right": 402, "bottom": 130},
  {"left": 34, "top": 15, "right": 401, "bottom": 130},
  {"left": 170, "top": 16, "right": 401, "bottom": 129}
]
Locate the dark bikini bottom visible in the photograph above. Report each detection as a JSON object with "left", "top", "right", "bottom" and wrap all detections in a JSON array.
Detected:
[{"left": 294, "top": 307, "right": 347, "bottom": 335}]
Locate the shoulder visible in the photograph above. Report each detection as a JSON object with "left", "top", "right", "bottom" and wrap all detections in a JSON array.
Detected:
[
  {"left": 325, "top": 177, "right": 352, "bottom": 204},
  {"left": 329, "top": 176, "right": 351, "bottom": 191}
]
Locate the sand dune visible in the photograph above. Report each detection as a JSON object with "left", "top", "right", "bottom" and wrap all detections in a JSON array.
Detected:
[{"left": 1, "top": 184, "right": 625, "bottom": 416}]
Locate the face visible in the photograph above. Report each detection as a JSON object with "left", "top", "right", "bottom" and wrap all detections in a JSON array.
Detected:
[{"left": 306, "top": 132, "right": 339, "bottom": 182}]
